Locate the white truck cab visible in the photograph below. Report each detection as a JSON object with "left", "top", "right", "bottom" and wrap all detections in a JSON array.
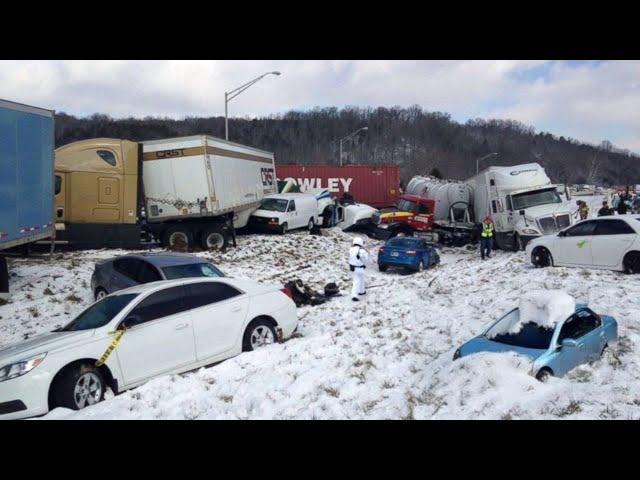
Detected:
[
  {"left": 249, "top": 193, "right": 321, "bottom": 234},
  {"left": 468, "top": 163, "right": 573, "bottom": 250}
]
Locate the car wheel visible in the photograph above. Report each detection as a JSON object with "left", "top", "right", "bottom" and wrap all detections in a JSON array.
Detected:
[
  {"left": 623, "top": 251, "right": 640, "bottom": 274},
  {"left": 280, "top": 222, "right": 288, "bottom": 235},
  {"left": 242, "top": 318, "right": 277, "bottom": 352},
  {"left": 535, "top": 368, "right": 553, "bottom": 382},
  {"left": 95, "top": 287, "right": 108, "bottom": 301},
  {"left": 378, "top": 263, "right": 388, "bottom": 272},
  {"left": 201, "top": 226, "right": 228, "bottom": 251},
  {"left": 52, "top": 363, "right": 105, "bottom": 410},
  {"left": 308, "top": 218, "right": 315, "bottom": 231},
  {"left": 163, "top": 226, "right": 194, "bottom": 251},
  {"left": 532, "top": 247, "right": 553, "bottom": 268}
]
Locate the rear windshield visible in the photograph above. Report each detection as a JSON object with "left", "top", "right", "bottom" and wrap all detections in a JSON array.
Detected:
[
  {"left": 60, "top": 294, "right": 138, "bottom": 331},
  {"left": 259, "top": 198, "right": 289, "bottom": 212},
  {"left": 388, "top": 238, "right": 420, "bottom": 248},
  {"left": 162, "top": 263, "right": 224, "bottom": 280}
]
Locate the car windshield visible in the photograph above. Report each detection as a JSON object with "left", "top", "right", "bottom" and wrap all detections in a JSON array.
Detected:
[
  {"left": 397, "top": 199, "right": 418, "bottom": 212},
  {"left": 162, "top": 263, "right": 224, "bottom": 280},
  {"left": 259, "top": 198, "right": 289, "bottom": 212},
  {"left": 388, "top": 238, "right": 420, "bottom": 248},
  {"left": 485, "top": 309, "right": 554, "bottom": 350},
  {"left": 512, "top": 188, "right": 562, "bottom": 210},
  {"left": 59, "top": 294, "right": 138, "bottom": 332}
]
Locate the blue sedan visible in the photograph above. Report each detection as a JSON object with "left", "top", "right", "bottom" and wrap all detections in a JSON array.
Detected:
[
  {"left": 454, "top": 304, "right": 618, "bottom": 381},
  {"left": 378, "top": 237, "right": 440, "bottom": 273}
]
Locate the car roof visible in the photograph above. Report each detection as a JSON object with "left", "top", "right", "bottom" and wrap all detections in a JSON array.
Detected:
[
  {"left": 104, "top": 252, "right": 211, "bottom": 268},
  {"left": 112, "top": 277, "right": 232, "bottom": 296}
]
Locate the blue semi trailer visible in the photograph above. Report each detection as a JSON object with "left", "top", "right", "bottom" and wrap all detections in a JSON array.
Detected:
[{"left": 0, "top": 99, "right": 55, "bottom": 300}]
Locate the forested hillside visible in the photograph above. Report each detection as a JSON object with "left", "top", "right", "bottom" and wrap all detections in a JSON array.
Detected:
[{"left": 54, "top": 106, "right": 639, "bottom": 186}]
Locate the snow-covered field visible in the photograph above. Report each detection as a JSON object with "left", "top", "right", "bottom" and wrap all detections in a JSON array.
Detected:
[{"left": 1, "top": 195, "right": 639, "bottom": 419}]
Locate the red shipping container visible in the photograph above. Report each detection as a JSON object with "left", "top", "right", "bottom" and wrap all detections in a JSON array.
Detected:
[{"left": 275, "top": 165, "right": 399, "bottom": 208}]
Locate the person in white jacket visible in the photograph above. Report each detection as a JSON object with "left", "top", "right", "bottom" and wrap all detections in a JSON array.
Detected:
[{"left": 349, "top": 237, "right": 369, "bottom": 301}]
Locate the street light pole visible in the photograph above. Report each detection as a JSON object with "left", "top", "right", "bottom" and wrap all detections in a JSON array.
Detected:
[
  {"left": 476, "top": 152, "right": 499, "bottom": 176},
  {"left": 224, "top": 71, "right": 281, "bottom": 141},
  {"left": 339, "top": 127, "right": 368, "bottom": 167}
]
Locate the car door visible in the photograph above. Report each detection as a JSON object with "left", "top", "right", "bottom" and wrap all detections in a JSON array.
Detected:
[
  {"left": 287, "top": 200, "right": 300, "bottom": 228},
  {"left": 590, "top": 219, "right": 637, "bottom": 267},
  {"left": 111, "top": 258, "right": 141, "bottom": 291},
  {"left": 114, "top": 285, "right": 197, "bottom": 386},
  {"left": 555, "top": 311, "right": 601, "bottom": 375},
  {"left": 185, "top": 282, "right": 249, "bottom": 361},
  {"left": 556, "top": 220, "right": 597, "bottom": 266}
]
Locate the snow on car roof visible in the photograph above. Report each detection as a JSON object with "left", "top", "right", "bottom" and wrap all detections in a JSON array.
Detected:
[{"left": 519, "top": 290, "right": 575, "bottom": 329}]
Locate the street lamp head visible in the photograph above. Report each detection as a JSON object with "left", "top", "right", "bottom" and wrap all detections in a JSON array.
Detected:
[
  {"left": 271, "top": 71, "right": 281, "bottom": 76},
  {"left": 361, "top": 127, "right": 369, "bottom": 131}
]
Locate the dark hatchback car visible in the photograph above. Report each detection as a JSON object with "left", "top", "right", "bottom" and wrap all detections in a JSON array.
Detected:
[{"left": 90, "top": 253, "right": 224, "bottom": 300}]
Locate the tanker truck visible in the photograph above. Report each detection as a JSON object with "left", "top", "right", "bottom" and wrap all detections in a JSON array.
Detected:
[
  {"left": 374, "top": 176, "right": 478, "bottom": 246},
  {"left": 466, "top": 162, "right": 573, "bottom": 250}
]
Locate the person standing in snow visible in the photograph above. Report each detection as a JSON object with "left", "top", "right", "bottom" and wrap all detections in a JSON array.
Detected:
[
  {"left": 578, "top": 200, "right": 590, "bottom": 220},
  {"left": 617, "top": 197, "right": 628, "bottom": 215},
  {"left": 349, "top": 236, "right": 369, "bottom": 301},
  {"left": 480, "top": 215, "right": 494, "bottom": 260},
  {"left": 633, "top": 194, "right": 640, "bottom": 214},
  {"left": 598, "top": 201, "right": 614, "bottom": 217}
]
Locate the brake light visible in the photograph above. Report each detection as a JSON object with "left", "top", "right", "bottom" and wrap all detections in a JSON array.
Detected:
[
  {"left": 281, "top": 287, "right": 293, "bottom": 299},
  {"left": 406, "top": 250, "right": 417, "bottom": 255}
]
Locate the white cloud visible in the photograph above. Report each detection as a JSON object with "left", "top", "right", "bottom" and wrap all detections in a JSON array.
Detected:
[{"left": 1, "top": 60, "right": 638, "bottom": 153}]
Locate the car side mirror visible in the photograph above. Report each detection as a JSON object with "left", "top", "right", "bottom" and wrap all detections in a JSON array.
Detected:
[
  {"left": 561, "top": 338, "right": 578, "bottom": 348},
  {"left": 519, "top": 210, "right": 525, "bottom": 216},
  {"left": 558, "top": 231, "right": 566, "bottom": 237}
]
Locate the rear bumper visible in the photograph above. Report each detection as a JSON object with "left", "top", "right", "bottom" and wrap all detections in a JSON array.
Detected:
[{"left": 378, "top": 255, "right": 419, "bottom": 268}]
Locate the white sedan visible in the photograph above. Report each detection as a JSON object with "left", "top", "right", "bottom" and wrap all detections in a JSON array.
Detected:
[
  {"left": 0, "top": 277, "right": 297, "bottom": 419},
  {"left": 526, "top": 214, "right": 640, "bottom": 273}
]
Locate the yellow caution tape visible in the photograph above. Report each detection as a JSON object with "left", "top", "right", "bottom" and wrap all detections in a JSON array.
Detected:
[{"left": 95, "top": 328, "right": 127, "bottom": 367}]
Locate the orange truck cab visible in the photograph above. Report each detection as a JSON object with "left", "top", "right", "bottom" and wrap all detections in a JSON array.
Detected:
[{"left": 376, "top": 194, "right": 436, "bottom": 236}]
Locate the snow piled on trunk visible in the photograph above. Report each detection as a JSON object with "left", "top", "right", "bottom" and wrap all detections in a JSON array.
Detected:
[{"left": 1, "top": 215, "right": 639, "bottom": 419}]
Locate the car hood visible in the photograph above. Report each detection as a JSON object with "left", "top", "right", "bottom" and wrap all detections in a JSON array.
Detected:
[
  {"left": 251, "top": 209, "right": 281, "bottom": 219},
  {"left": 459, "top": 336, "right": 547, "bottom": 361},
  {"left": 0, "top": 330, "right": 95, "bottom": 363}
]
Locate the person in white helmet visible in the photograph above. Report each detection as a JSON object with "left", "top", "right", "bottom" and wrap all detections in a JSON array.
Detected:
[{"left": 349, "top": 236, "right": 369, "bottom": 301}]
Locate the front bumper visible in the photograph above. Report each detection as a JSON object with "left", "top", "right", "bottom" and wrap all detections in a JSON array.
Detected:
[
  {"left": 248, "top": 218, "right": 281, "bottom": 232},
  {"left": 0, "top": 367, "right": 52, "bottom": 420}
]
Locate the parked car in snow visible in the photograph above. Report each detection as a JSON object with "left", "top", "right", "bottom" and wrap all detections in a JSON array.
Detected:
[
  {"left": 453, "top": 292, "right": 617, "bottom": 381},
  {"left": 378, "top": 237, "right": 440, "bottom": 273},
  {"left": 526, "top": 215, "right": 640, "bottom": 274},
  {"left": 91, "top": 253, "right": 224, "bottom": 300},
  {"left": 249, "top": 193, "right": 321, "bottom": 234},
  {"left": 0, "top": 277, "right": 297, "bottom": 419}
]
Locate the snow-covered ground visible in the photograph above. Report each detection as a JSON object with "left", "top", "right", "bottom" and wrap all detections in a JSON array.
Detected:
[{"left": 1, "top": 195, "right": 639, "bottom": 419}]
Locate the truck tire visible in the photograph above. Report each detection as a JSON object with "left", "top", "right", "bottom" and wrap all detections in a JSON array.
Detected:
[
  {"left": 201, "top": 226, "right": 228, "bottom": 251},
  {"left": 163, "top": 226, "right": 194, "bottom": 251}
]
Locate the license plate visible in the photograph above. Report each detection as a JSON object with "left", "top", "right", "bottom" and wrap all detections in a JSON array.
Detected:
[{"left": 391, "top": 251, "right": 399, "bottom": 257}]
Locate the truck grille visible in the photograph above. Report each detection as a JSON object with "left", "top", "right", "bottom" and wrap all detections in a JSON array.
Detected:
[{"left": 537, "top": 214, "right": 571, "bottom": 234}]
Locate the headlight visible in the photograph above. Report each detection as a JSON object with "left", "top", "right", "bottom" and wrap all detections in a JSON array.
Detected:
[
  {"left": 378, "top": 224, "right": 389, "bottom": 229},
  {"left": 521, "top": 228, "right": 540, "bottom": 235},
  {"left": 453, "top": 348, "right": 462, "bottom": 360},
  {"left": 0, "top": 353, "right": 47, "bottom": 382}
]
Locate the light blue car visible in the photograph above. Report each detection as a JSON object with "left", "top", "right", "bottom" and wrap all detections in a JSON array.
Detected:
[{"left": 453, "top": 304, "right": 618, "bottom": 381}]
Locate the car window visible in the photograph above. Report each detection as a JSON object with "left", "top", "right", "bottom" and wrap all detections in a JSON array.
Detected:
[
  {"left": 594, "top": 219, "right": 635, "bottom": 235},
  {"left": 388, "top": 238, "right": 420, "bottom": 248},
  {"left": 558, "top": 310, "right": 601, "bottom": 342},
  {"left": 55, "top": 175, "right": 62, "bottom": 195},
  {"left": 184, "top": 282, "right": 242, "bottom": 310},
  {"left": 60, "top": 294, "right": 139, "bottom": 331},
  {"left": 288, "top": 200, "right": 296, "bottom": 212},
  {"left": 564, "top": 221, "right": 597, "bottom": 237},
  {"left": 137, "top": 261, "right": 162, "bottom": 283},
  {"left": 417, "top": 203, "right": 430, "bottom": 214},
  {"left": 113, "top": 258, "right": 139, "bottom": 281},
  {"left": 162, "top": 263, "right": 224, "bottom": 280},
  {"left": 126, "top": 286, "right": 189, "bottom": 327},
  {"left": 489, "top": 321, "right": 554, "bottom": 349},
  {"left": 97, "top": 150, "right": 117, "bottom": 167}
]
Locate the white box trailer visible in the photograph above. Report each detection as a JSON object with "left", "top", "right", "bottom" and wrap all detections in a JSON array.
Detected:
[{"left": 141, "top": 136, "right": 276, "bottom": 245}]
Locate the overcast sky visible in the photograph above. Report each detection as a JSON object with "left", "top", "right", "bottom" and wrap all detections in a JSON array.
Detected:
[{"left": 2, "top": 60, "right": 639, "bottom": 153}]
